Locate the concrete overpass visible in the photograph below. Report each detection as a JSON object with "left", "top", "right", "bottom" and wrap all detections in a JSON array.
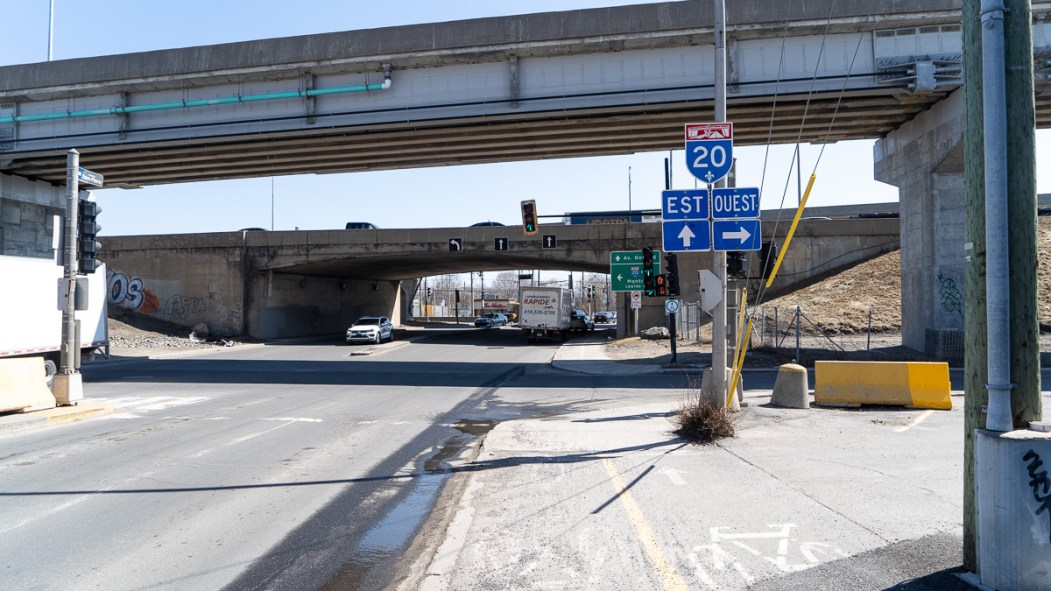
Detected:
[
  {"left": 4, "top": 0, "right": 1049, "bottom": 187},
  {"left": 101, "top": 218, "right": 898, "bottom": 338}
]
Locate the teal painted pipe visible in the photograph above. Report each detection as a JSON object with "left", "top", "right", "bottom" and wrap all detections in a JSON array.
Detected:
[{"left": 0, "top": 78, "right": 390, "bottom": 124}]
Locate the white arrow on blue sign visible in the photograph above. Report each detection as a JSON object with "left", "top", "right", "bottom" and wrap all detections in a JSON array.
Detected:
[
  {"left": 711, "top": 187, "right": 760, "bottom": 219},
  {"left": 663, "top": 220, "right": 711, "bottom": 252},
  {"left": 712, "top": 219, "right": 762, "bottom": 251},
  {"left": 685, "top": 123, "right": 733, "bottom": 185}
]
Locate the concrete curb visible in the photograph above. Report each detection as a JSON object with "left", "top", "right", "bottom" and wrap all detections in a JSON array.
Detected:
[{"left": 0, "top": 401, "right": 115, "bottom": 437}]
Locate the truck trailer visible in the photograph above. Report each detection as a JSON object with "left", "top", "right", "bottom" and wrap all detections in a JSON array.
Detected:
[
  {"left": 518, "top": 286, "right": 572, "bottom": 342},
  {"left": 0, "top": 255, "right": 109, "bottom": 388}
]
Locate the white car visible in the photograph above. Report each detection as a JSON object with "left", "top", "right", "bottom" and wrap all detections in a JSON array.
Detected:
[
  {"left": 474, "top": 312, "right": 508, "bottom": 327},
  {"left": 346, "top": 316, "right": 394, "bottom": 344}
]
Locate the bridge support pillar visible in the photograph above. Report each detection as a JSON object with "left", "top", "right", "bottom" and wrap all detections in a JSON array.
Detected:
[
  {"left": 875, "top": 89, "right": 966, "bottom": 355},
  {"left": 0, "top": 173, "right": 65, "bottom": 257}
]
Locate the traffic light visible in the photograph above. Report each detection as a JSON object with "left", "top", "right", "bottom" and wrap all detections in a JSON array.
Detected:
[
  {"left": 427, "top": 287, "right": 433, "bottom": 299},
  {"left": 664, "top": 252, "right": 680, "bottom": 296},
  {"left": 727, "top": 251, "right": 748, "bottom": 279},
  {"left": 455, "top": 289, "right": 461, "bottom": 303},
  {"left": 654, "top": 274, "right": 668, "bottom": 297},
  {"left": 642, "top": 246, "right": 655, "bottom": 296},
  {"left": 77, "top": 197, "right": 102, "bottom": 274},
  {"left": 760, "top": 242, "right": 779, "bottom": 281},
  {"left": 521, "top": 200, "right": 538, "bottom": 236}
]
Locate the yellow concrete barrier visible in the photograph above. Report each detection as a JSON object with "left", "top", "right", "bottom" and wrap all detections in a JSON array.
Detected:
[
  {"left": 0, "top": 357, "right": 57, "bottom": 413},
  {"left": 814, "top": 360, "right": 951, "bottom": 410}
]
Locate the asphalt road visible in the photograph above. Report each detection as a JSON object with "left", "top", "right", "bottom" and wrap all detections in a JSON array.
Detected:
[{"left": 0, "top": 326, "right": 666, "bottom": 591}]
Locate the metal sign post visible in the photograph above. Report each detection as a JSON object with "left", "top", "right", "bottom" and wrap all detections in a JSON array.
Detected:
[{"left": 52, "top": 150, "right": 90, "bottom": 405}]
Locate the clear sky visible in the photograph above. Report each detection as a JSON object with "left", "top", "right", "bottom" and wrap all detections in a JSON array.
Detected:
[{"left": 2, "top": 0, "right": 1047, "bottom": 236}]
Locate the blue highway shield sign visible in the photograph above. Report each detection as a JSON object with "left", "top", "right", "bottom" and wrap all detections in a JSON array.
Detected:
[{"left": 685, "top": 123, "right": 733, "bottom": 184}]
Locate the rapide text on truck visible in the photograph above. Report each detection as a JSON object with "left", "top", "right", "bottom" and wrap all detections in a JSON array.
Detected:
[
  {"left": 0, "top": 255, "right": 109, "bottom": 387},
  {"left": 518, "top": 286, "right": 572, "bottom": 342}
]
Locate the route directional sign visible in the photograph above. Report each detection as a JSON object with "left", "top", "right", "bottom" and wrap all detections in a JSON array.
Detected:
[
  {"left": 610, "top": 250, "right": 660, "bottom": 292},
  {"left": 542, "top": 235, "right": 557, "bottom": 249},
  {"left": 662, "top": 220, "right": 711, "bottom": 253},
  {"left": 495, "top": 237, "right": 508, "bottom": 251},
  {"left": 711, "top": 187, "right": 760, "bottom": 219},
  {"left": 712, "top": 219, "right": 762, "bottom": 251},
  {"left": 449, "top": 238, "right": 463, "bottom": 252},
  {"left": 685, "top": 123, "right": 733, "bottom": 184},
  {"left": 662, "top": 189, "right": 711, "bottom": 252}
]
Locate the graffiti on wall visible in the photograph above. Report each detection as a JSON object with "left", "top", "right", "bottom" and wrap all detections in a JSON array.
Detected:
[
  {"left": 108, "top": 270, "right": 160, "bottom": 313},
  {"left": 936, "top": 272, "right": 963, "bottom": 320},
  {"left": 1023, "top": 449, "right": 1051, "bottom": 542},
  {"left": 164, "top": 295, "right": 207, "bottom": 317}
]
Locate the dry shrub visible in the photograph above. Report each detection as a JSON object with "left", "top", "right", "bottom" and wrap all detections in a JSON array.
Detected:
[{"left": 673, "top": 399, "right": 735, "bottom": 444}]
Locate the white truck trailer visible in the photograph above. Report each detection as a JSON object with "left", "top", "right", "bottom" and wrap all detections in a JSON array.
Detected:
[
  {"left": 0, "top": 255, "right": 109, "bottom": 387},
  {"left": 518, "top": 286, "right": 572, "bottom": 342}
]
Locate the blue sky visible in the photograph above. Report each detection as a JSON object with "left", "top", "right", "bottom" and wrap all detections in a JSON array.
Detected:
[{"left": 2, "top": 0, "right": 1046, "bottom": 236}]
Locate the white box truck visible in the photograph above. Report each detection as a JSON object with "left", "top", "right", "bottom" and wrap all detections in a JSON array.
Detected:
[
  {"left": 519, "top": 286, "right": 572, "bottom": 342},
  {"left": 0, "top": 255, "right": 109, "bottom": 386}
]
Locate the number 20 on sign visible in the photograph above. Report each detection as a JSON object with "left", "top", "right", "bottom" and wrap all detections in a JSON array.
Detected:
[{"left": 685, "top": 123, "right": 733, "bottom": 185}]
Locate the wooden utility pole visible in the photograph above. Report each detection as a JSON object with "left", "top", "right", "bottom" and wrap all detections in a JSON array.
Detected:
[
  {"left": 1004, "top": 0, "right": 1041, "bottom": 427},
  {"left": 962, "top": 0, "right": 1041, "bottom": 570},
  {"left": 961, "top": 0, "right": 986, "bottom": 569}
]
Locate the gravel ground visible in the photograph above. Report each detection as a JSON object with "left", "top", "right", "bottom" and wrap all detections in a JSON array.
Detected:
[{"left": 106, "top": 314, "right": 246, "bottom": 358}]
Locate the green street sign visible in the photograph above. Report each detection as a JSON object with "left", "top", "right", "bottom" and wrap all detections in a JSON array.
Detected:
[{"left": 610, "top": 250, "right": 661, "bottom": 292}]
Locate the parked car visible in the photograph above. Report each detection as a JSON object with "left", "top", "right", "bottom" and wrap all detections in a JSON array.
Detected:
[
  {"left": 345, "top": 316, "right": 394, "bottom": 344},
  {"left": 345, "top": 222, "right": 380, "bottom": 230},
  {"left": 594, "top": 311, "right": 613, "bottom": 323},
  {"left": 474, "top": 312, "right": 508, "bottom": 327},
  {"left": 570, "top": 310, "right": 595, "bottom": 331}
]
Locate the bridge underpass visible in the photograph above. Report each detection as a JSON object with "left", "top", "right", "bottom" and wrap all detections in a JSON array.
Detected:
[
  {"left": 101, "top": 217, "right": 898, "bottom": 339},
  {"left": 1, "top": 0, "right": 1048, "bottom": 351}
]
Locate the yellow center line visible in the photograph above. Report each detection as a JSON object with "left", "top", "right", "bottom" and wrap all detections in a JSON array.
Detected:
[
  {"left": 601, "top": 458, "right": 689, "bottom": 591},
  {"left": 894, "top": 409, "right": 935, "bottom": 433}
]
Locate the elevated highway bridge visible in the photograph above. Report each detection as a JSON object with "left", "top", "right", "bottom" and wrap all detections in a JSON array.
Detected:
[
  {"left": 1, "top": 0, "right": 1048, "bottom": 187},
  {"left": 102, "top": 218, "right": 898, "bottom": 338}
]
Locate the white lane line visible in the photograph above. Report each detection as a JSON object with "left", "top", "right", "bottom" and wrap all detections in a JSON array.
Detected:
[
  {"left": 895, "top": 410, "right": 935, "bottom": 433},
  {"left": 225, "top": 421, "right": 296, "bottom": 446},
  {"left": 261, "top": 417, "right": 322, "bottom": 423}
]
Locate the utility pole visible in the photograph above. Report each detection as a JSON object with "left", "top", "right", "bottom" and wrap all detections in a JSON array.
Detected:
[
  {"left": 711, "top": 0, "right": 728, "bottom": 405},
  {"left": 962, "top": 0, "right": 1041, "bottom": 570},
  {"left": 52, "top": 149, "right": 82, "bottom": 405},
  {"left": 1002, "top": 0, "right": 1040, "bottom": 430},
  {"left": 961, "top": 0, "right": 987, "bottom": 570}
]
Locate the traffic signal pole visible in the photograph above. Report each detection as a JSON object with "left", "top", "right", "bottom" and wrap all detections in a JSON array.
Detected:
[
  {"left": 53, "top": 149, "right": 82, "bottom": 405},
  {"left": 711, "top": 0, "right": 729, "bottom": 405}
]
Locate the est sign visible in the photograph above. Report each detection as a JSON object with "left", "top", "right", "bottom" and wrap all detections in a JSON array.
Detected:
[
  {"left": 685, "top": 123, "right": 733, "bottom": 184},
  {"left": 711, "top": 188, "right": 760, "bottom": 219}
]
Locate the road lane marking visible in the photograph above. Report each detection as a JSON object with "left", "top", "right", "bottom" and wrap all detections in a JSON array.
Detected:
[
  {"left": 261, "top": 417, "right": 322, "bottom": 423},
  {"left": 601, "top": 458, "right": 689, "bottom": 591},
  {"left": 659, "top": 467, "right": 687, "bottom": 486},
  {"left": 226, "top": 421, "right": 295, "bottom": 446},
  {"left": 894, "top": 410, "right": 935, "bottom": 432}
]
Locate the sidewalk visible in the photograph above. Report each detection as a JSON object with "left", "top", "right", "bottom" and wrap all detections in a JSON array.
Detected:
[{"left": 407, "top": 385, "right": 973, "bottom": 591}]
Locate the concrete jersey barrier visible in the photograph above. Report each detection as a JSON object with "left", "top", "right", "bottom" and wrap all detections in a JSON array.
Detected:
[{"left": 813, "top": 360, "right": 952, "bottom": 410}]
